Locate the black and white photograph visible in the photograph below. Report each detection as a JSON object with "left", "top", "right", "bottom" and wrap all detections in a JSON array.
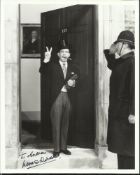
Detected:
[{"left": 0, "top": 0, "right": 139, "bottom": 174}]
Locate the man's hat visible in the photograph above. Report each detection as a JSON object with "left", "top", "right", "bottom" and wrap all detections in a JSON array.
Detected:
[
  {"left": 114, "top": 30, "right": 135, "bottom": 46},
  {"left": 57, "top": 39, "right": 71, "bottom": 52}
]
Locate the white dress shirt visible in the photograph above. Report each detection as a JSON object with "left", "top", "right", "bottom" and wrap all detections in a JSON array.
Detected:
[{"left": 59, "top": 61, "right": 68, "bottom": 92}]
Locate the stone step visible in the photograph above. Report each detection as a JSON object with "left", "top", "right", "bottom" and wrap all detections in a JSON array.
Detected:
[{"left": 17, "top": 148, "right": 101, "bottom": 169}]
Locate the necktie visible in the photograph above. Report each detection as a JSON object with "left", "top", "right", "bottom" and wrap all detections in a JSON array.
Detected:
[{"left": 62, "top": 63, "right": 67, "bottom": 79}]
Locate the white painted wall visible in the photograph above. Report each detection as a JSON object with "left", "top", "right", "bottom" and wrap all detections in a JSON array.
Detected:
[
  {"left": 21, "top": 59, "right": 40, "bottom": 111},
  {"left": 20, "top": 4, "right": 75, "bottom": 23}
]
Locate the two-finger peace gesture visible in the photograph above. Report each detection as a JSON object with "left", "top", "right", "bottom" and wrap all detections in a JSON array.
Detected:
[{"left": 44, "top": 46, "right": 52, "bottom": 63}]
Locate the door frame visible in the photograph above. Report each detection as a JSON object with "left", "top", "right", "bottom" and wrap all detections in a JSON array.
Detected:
[{"left": 19, "top": 4, "right": 108, "bottom": 155}]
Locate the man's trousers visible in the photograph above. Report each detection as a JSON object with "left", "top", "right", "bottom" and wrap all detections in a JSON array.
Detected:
[{"left": 50, "top": 92, "right": 71, "bottom": 152}]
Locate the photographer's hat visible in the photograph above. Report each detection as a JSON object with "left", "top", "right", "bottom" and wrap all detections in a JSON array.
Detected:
[{"left": 114, "top": 30, "right": 135, "bottom": 47}]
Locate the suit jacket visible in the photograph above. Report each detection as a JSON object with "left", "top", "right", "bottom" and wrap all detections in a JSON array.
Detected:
[
  {"left": 104, "top": 49, "right": 135, "bottom": 156},
  {"left": 39, "top": 58, "right": 80, "bottom": 107}
]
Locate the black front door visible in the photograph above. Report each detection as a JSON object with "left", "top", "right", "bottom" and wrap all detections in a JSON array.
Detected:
[{"left": 41, "top": 5, "right": 98, "bottom": 148}]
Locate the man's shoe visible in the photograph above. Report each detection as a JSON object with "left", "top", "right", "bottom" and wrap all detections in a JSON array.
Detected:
[
  {"left": 53, "top": 151, "right": 60, "bottom": 158},
  {"left": 61, "top": 149, "right": 71, "bottom": 155}
]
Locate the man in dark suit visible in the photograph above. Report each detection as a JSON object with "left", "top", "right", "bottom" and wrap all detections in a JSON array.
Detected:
[
  {"left": 104, "top": 30, "right": 135, "bottom": 169},
  {"left": 39, "top": 41, "right": 79, "bottom": 158}
]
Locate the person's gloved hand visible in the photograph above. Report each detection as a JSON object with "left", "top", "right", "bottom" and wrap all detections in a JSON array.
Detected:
[
  {"left": 128, "top": 114, "right": 135, "bottom": 124},
  {"left": 67, "top": 79, "right": 76, "bottom": 87},
  {"left": 109, "top": 43, "right": 117, "bottom": 54}
]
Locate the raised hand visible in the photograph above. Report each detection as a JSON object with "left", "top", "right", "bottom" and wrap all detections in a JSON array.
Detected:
[
  {"left": 109, "top": 43, "right": 117, "bottom": 54},
  {"left": 43, "top": 46, "right": 52, "bottom": 63}
]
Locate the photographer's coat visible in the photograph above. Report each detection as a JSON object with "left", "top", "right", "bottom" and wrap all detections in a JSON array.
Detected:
[{"left": 104, "top": 50, "right": 135, "bottom": 156}]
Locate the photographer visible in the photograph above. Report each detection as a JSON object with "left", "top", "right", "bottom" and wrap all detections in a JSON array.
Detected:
[{"left": 104, "top": 30, "right": 135, "bottom": 169}]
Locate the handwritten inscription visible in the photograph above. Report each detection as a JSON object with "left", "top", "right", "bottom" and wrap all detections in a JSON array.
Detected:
[{"left": 19, "top": 151, "right": 57, "bottom": 169}]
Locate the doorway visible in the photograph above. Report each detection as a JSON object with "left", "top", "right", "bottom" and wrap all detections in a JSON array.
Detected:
[{"left": 40, "top": 5, "right": 98, "bottom": 148}]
